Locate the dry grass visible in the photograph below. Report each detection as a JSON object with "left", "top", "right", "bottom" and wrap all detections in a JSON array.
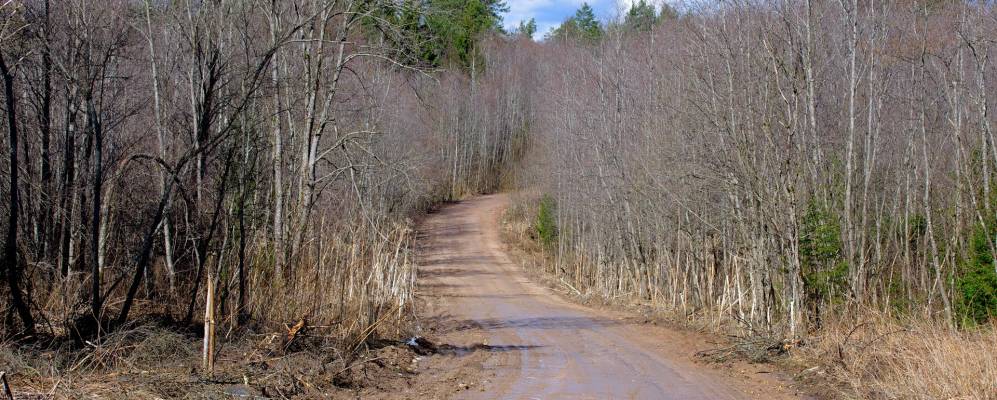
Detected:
[
  {"left": 500, "top": 196, "right": 997, "bottom": 400},
  {"left": 794, "top": 312, "right": 997, "bottom": 400},
  {"left": 242, "top": 222, "right": 417, "bottom": 345},
  {"left": 0, "top": 324, "right": 200, "bottom": 398},
  {"left": 0, "top": 219, "right": 421, "bottom": 399},
  {"left": 0, "top": 321, "right": 423, "bottom": 399}
]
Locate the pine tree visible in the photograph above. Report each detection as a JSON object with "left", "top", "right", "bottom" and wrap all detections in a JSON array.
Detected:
[
  {"left": 517, "top": 18, "right": 537, "bottom": 39},
  {"left": 548, "top": 3, "right": 602, "bottom": 43},
  {"left": 422, "top": 0, "right": 508, "bottom": 69},
  {"left": 624, "top": 0, "right": 656, "bottom": 32},
  {"left": 574, "top": 3, "right": 602, "bottom": 42}
]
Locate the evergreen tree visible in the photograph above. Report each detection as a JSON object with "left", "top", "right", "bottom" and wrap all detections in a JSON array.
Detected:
[
  {"left": 574, "top": 3, "right": 602, "bottom": 41},
  {"left": 624, "top": 0, "right": 656, "bottom": 32},
  {"left": 547, "top": 18, "right": 577, "bottom": 41},
  {"left": 419, "top": 0, "right": 508, "bottom": 69},
  {"left": 517, "top": 17, "right": 537, "bottom": 39},
  {"left": 548, "top": 3, "right": 602, "bottom": 43}
]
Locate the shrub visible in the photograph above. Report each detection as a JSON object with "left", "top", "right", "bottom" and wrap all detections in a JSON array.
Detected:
[
  {"left": 957, "top": 224, "right": 997, "bottom": 325},
  {"left": 535, "top": 195, "right": 558, "bottom": 248},
  {"left": 799, "top": 200, "right": 847, "bottom": 305}
]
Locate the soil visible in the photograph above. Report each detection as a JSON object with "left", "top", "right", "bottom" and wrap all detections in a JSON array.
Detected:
[{"left": 410, "top": 194, "right": 810, "bottom": 399}]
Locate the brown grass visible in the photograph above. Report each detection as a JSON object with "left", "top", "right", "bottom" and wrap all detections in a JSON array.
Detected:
[
  {"left": 242, "top": 222, "right": 417, "bottom": 345},
  {"left": 0, "top": 321, "right": 423, "bottom": 399},
  {"left": 0, "top": 219, "right": 421, "bottom": 399},
  {"left": 795, "top": 312, "right": 997, "bottom": 400},
  {"left": 1, "top": 324, "right": 201, "bottom": 398},
  {"left": 500, "top": 195, "right": 997, "bottom": 400}
]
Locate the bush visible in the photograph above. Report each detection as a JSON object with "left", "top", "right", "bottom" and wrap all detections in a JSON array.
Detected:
[
  {"left": 957, "top": 224, "right": 997, "bottom": 325},
  {"left": 800, "top": 200, "right": 847, "bottom": 305},
  {"left": 535, "top": 195, "right": 558, "bottom": 248}
]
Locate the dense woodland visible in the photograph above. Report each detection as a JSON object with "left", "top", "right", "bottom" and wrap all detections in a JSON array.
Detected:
[
  {"left": 508, "top": 0, "right": 997, "bottom": 336},
  {"left": 0, "top": 0, "right": 519, "bottom": 342},
  {"left": 1, "top": 0, "right": 997, "bottom": 396}
]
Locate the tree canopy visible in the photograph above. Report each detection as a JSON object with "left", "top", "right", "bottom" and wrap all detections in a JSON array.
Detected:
[
  {"left": 547, "top": 3, "right": 603, "bottom": 43},
  {"left": 624, "top": 0, "right": 656, "bottom": 32},
  {"left": 423, "top": 0, "right": 508, "bottom": 69},
  {"left": 517, "top": 17, "right": 537, "bottom": 39}
]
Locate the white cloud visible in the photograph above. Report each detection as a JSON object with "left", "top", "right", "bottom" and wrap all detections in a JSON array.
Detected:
[
  {"left": 502, "top": 0, "right": 587, "bottom": 32},
  {"left": 534, "top": 22, "right": 557, "bottom": 41},
  {"left": 502, "top": 0, "right": 550, "bottom": 28},
  {"left": 617, "top": 0, "right": 637, "bottom": 11},
  {"left": 615, "top": 0, "right": 679, "bottom": 15}
]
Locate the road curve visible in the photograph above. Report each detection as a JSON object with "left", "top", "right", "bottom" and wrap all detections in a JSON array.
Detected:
[{"left": 416, "top": 194, "right": 791, "bottom": 400}]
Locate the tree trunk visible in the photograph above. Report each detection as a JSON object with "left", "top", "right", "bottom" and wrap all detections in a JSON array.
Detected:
[
  {"left": 38, "top": 0, "right": 53, "bottom": 260},
  {"left": 87, "top": 100, "right": 104, "bottom": 320},
  {"left": 0, "top": 52, "right": 36, "bottom": 335},
  {"left": 116, "top": 177, "right": 174, "bottom": 327}
]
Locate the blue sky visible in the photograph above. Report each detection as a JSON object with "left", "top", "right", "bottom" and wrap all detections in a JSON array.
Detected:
[{"left": 501, "top": 0, "right": 643, "bottom": 40}]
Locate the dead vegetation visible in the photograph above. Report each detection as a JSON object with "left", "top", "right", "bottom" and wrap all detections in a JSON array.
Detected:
[
  {"left": 0, "top": 321, "right": 431, "bottom": 399},
  {"left": 794, "top": 312, "right": 997, "bottom": 400},
  {"left": 695, "top": 336, "right": 792, "bottom": 365},
  {"left": 2, "top": 0, "right": 996, "bottom": 397},
  {"left": 502, "top": 195, "right": 997, "bottom": 400},
  {"left": 486, "top": 1, "right": 997, "bottom": 397},
  {"left": 1, "top": 0, "right": 520, "bottom": 396}
]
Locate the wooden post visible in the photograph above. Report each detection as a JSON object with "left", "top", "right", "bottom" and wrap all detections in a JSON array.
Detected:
[
  {"left": 1, "top": 371, "right": 13, "bottom": 400},
  {"left": 202, "top": 274, "right": 215, "bottom": 374}
]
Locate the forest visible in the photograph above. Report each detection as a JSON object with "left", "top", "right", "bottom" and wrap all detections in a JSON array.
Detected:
[{"left": 1, "top": 0, "right": 996, "bottom": 398}]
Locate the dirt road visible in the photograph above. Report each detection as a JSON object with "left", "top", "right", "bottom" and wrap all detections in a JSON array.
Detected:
[{"left": 416, "top": 194, "right": 800, "bottom": 400}]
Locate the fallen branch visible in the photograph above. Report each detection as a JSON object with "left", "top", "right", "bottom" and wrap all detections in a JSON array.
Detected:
[
  {"left": 286, "top": 319, "right": 307, "bottom": 344},
  {"left": 560, "top": 277, "right": 582, "bottom": 295}
]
